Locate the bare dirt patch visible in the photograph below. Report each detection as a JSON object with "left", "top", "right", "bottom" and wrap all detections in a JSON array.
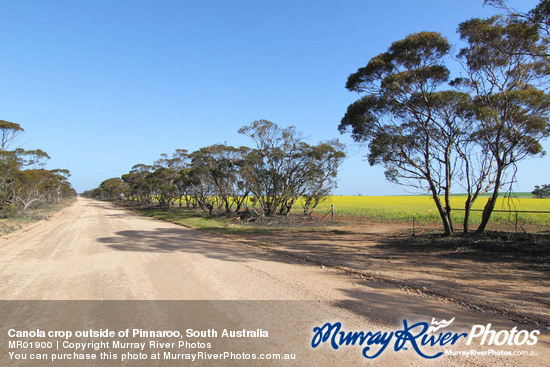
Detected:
[
  {"left": 0, "top": 198, "right": 76, "bottom": 241},
  {"left": 208, "top": 221, "right": 550, "bottom": 329},
  {"left": 118, "top": 202, "right": 550, "bottom": 328}
]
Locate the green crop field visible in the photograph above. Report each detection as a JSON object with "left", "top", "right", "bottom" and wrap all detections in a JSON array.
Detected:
[{"left": 310, "top": 195, "right": 550, "bottom": 226}]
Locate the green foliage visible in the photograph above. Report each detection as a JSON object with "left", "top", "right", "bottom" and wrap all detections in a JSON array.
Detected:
[
  {"left": 457, "top": 14, "right": 550, "bottom": 232},
  {"left": 90, "top": 177, "right": 130, "bottom": 202},
  {"left": 189, "top": 144, "right": 250, "bottom": 213},
  {"left": 485, "top": 0, "right": 550, "bottom": 43},
  {"left": 0, "top": 121, "right": 75, "bottom": 217},
  {"left": 239, "top": 120, "right": 345, "bottom": 216},
  {"left": 89, "top": 120, "right": 345, "bottom": 218},
  {"left": 532, "top": 184, "right": 550, "bottom": 198},
  {"left": 340, "top": 32, "right": 464, "bottom": 235},
  {"left": 340, "top": 12, "right": 550, "bottom": 235},
  {"left": 0, "top": 120, "right": 24, "bottom": 152}
]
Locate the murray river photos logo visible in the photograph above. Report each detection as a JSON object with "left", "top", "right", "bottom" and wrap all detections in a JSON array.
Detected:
[{"left": 311, "top": 317, "right": 540, "bottom": 359}]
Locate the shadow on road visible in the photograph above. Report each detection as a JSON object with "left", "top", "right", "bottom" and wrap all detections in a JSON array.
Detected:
[
  {"left": 94, "top": 200, "right": 550, "bottom": 329},
  {"left": 97, "top": 227, "right": 300, "bottom": 265}
]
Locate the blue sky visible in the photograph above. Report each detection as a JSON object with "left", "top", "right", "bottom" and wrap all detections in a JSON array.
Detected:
[{"left": 0, "top": 0, "right": 545, "bottom": 195}]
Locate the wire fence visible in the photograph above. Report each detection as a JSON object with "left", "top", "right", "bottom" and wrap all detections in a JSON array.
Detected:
[{"left": 412, "top": 208, "right": 550, "bottom": 235}]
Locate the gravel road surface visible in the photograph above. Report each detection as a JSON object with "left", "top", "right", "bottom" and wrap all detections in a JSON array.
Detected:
[{"left": 0, "top": 198, "right": 547, "bottom": 366}]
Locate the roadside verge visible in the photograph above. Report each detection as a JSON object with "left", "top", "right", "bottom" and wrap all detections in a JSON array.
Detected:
[{"left": 121, "top": 203, "right": 550, "bottom": 330}]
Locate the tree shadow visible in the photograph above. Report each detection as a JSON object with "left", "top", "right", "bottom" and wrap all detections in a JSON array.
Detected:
[
  {"left": 212, "top": 228, "right": 550, "bottom": 326},
  {"left": 373, "top": 232, "right": 550, "bottom": 269},
  {"left": 94, "top": 198, "right": 549, "bottom": 328},
  {"left": 331, "top": 286, "right": 550, "bottom": 352},
  {"left": 97, "top": 227, "right": 300, "bottom": 265}
]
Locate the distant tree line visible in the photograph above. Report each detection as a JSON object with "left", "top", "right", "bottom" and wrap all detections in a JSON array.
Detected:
[
  {"left": 82, "top": 120, "right": 346, "bottom": 217},
  {"left": 339, "top": 0, "right": 550, "bottom": 235},
  {"left": 0, "top": 121, "right": 76, "bottom": 217},
  {"left": 532, "top": 184, "right": 550, "bottom": 198}
]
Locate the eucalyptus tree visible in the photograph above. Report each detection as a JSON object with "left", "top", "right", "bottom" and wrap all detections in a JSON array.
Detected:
[
  {"left": 149, "top": 167, "right": 179, "bottom": 210},
  {"left": 164, "top": 149, "right": 193, "bottom": 207},
  {"left": 1, "top": 122, "right": 52, "bottom": 215},
  {"left": 122, "top": 164, "right": 154, "bottom": 205},
  {"left": 169, "top": 149, "right": 191, "bottom": 208},
  {"left": 340, "top": 13, "right": 550, "bottom": 235},
  {"left": 98, "top": 177, "right": 129, "bottom": 202},
  {"left": 301, "top": 140, "right": 346, "bottom": 215},
  {"left": 339, "top": 32, "right": 469, "bottom": 235},
  {"left": 46, "top": 169, "right": 73, "bottom": 204},
  {"left": 485, "top": 0, "right": 550, "bottom": 43},
  {"left": 456, "top": 15, "right": 550, "bottom": 233},
  {"left": 149, "top": 149, "right": 195, "bottom": 208},
  {"left": 1, "top": 122, "right": 26, "bottom": 209},
  {"left": 11, "top": 169, "right": 55, "bottom": 212},
  {"left": 187, "top": 164, "right": 216, "bottom": 214},
  {"left": 532, "top": 183, "right": 550, "bottom": 198},
  {"left": 149, "top": 154, "right": 185, "bottom": 210},
  {"left": 239, "top": 120, "right": 301, "bottom": 216},
  {"left": 240, "top": 120, "right": 345, "bottom": 216},
  {"left": 190, "top": 144, "right": 250, "bottom": 214},
  {"left": 0, "top": 120, "right": 24, "bottom": 151}
]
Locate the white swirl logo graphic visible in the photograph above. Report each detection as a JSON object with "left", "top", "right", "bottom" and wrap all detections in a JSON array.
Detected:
[{"left": 426, "top": 317, "right": 455, "bottom": 334}]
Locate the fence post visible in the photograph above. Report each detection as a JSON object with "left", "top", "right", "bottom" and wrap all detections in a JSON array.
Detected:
[
  {"left": 331, "top": 205, "right": 334, "bottom": 221},
  {"left": 515, "top": 211, "right": 519, "bottom": 233}
]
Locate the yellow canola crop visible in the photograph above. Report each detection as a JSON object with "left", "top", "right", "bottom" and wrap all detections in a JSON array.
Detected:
[{"left": 309, "top": 196, "right": 550, "bottom": 226}]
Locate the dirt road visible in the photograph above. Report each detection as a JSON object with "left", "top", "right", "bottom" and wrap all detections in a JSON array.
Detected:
[{"left": 0, "top": 198, "right": 548, "bottom": 366}]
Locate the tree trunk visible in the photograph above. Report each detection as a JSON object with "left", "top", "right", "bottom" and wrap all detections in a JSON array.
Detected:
[
  {"left": 476, "top": 192, "right": 499, "bottom": 234},
  {"left": 476, "top": 170, "right": 502, "bottom": 234},
  {"left": 430, "top": 189, "right": 453, "bottom": 236},
  {"left": 443, "top": 147, "right": 454, "bottom": 234},
  {"left": 463, "top": 198, "right": 473, "bottom": 234}
]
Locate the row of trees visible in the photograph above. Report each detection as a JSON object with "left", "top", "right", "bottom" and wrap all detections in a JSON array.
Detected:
[
  {"left": 83, "top": 120, "right": 346, "bottom": 217},
  {"left": 339, "top": 1, "right": 550, "bottom": 235},
  {"left": 0, "top": 121, "right": 76, "bottom": 217}
]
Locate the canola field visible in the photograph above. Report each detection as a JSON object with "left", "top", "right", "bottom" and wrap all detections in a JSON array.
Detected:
[{"left": 312, "top": 195, "right": 550, "bottom": 226}]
